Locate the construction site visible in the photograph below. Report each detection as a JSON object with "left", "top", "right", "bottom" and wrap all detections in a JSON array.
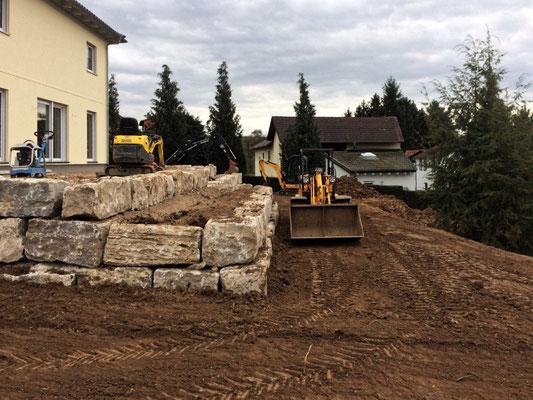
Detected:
[{"left": 1, "top": 168, "right": 532, "bottom": 398}]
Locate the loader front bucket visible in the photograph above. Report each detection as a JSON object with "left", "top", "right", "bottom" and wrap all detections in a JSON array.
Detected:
[{"left": 289, "top": 203, "right": 364, "bottom": 240}]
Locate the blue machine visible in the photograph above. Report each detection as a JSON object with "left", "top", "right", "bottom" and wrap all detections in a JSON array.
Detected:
[{"left": 9, "top": 130, "right": 54, "bottom": 178}]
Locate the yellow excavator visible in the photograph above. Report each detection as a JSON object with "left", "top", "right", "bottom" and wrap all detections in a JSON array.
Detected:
[
  {"left": 260, "top": 149, "right": 364, "bottom": 240},
  {"left": 106, "top": 117, "right": 165, "bottom": 176}
]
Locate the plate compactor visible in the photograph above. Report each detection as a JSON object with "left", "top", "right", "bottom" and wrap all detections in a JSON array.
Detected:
[
  {"left": 288, "top": 149, "right": 364, "bottom": 240},
  {"left": 9, "top": 130, "right": 54, "bottom": 178}
]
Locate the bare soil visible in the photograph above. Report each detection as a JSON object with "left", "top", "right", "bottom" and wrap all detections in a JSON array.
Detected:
[
  {"left": 113, "top": 185, "right": 253, "bottom": 228},
  {"left": 1, "top": 194, "right": 532, "bottom": 399}
]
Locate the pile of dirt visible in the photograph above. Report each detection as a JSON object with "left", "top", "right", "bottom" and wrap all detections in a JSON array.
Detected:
[
  {"left": 335, "top": 176, "right": 435, "bottom": 226},
  {"left": 113, "top": 185, "right": 253, "bottom": 228},
  {"left": 335, "top": 176, "right": 379, "bottom": 199}
]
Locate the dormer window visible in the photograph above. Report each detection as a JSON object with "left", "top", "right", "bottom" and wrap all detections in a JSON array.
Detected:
[
  {"left": 87, "top": 42, "right": 96, "bottom": 73},
  {"left": 0, "top": 0, "right": 8, "bottom": 33}
]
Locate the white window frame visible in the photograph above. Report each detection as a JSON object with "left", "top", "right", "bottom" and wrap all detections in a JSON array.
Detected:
[
  {"left": 87, "top": 42, "right": 96, "bottom": 73},
  {"left": 87, "top": 111, "right": 96, "bottom": 161},
  {"left": 0, "top": 0, "right": 8, "bottom": 34},
  {"left": 0, "top": 89, "right": 6, "bottom": 162},
  {"left": 37, "top": 99, "right": 67, "bottom": 162}
]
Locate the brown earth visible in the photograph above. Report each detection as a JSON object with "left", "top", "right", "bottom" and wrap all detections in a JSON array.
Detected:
[
  {"left": 113, "top": 185, "right": 253, "bottom": 228},
  {"left": 1, "top": 194, "right": 532, "bottom": 399}
]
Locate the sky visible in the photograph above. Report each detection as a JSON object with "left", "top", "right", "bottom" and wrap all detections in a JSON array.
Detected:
[{"left": 82, "top": 0, "right": 533, "bottom": 135}]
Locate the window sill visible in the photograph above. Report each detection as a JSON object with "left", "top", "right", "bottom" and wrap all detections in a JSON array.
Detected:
[
  {"left": 86, "top": 69, "right": 97, "bottom": 76},
  {"left": 0, "top": 29, "right": 9, "bottom": 36},
  {"left": 87, "top": 160, "right": 98, "bottom": 163},
  {"left": 45, "top": 161, "right": 70, "bottom": 164}
]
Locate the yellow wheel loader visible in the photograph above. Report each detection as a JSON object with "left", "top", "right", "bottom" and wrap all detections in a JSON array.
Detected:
[
  {"left": 287, "top": 149, "right": 364, "bottom": 240},
  {"left": 105, "top": 118, "right": 165, "bottom": 176}
]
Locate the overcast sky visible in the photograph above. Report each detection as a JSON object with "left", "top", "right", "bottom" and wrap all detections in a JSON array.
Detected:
[{"left": 83, "top": 0, "right": 533, "bottom": 135}]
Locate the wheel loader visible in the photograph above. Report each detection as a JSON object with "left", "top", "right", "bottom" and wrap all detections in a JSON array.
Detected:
[{"left": 282, "top": 149, "right": 364, "bottom": 240}]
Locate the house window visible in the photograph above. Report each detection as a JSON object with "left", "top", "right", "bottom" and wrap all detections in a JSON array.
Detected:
[
  {"left": 0, "top": 89, "right": 5, "bottom": 162},
  {"left": 87, "top": 112, "right": 96, "bottom": 161},
  {"left": 363, "top": 181, "right": 374, "bottom": 185},
  {"left": 0, "top": 0, "right": 8, "bottom": 33},
  {"left": 37, "top": 100, "right": 67, "bottom": 162},
  {"left": 87, "top": 43, "right": 96, "bottom": 73}
]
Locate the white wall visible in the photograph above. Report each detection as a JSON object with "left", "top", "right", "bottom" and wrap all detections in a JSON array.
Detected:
[
  {"left": 335, "top": 164, "right": 416, "bottom": 190},
  {"left": 414, "top": 159, "right": 433, "bottom": 190},
  {"left": 254, "top": 133, "right": 281, "bottom": 177}
]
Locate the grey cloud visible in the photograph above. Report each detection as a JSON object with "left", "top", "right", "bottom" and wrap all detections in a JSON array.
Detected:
[{"left": 83, "top": 0, "right": 533, "bottom": 133}]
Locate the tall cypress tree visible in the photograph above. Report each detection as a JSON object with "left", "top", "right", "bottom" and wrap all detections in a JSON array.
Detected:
[
  {"left": 207, "top": 61, "right": 246, "bottom": 174},
  {"left": 430, "top": 32, "right": 533, "bottom": 254},
  {"left": 280, "top": 73, "right": 322, "bottom": 170},
  {"left": 147, "top": 65, "right": 205, "bottom": 164},
  {"left": 108, "top": 74, "right": 121, "bottom": 135}
]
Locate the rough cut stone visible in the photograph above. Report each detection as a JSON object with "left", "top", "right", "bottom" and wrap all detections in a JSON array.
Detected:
[
  {"left": 270, "top": 202, "right": 279, "bottom": 224},
  {"left": 1, "top": 271, "right": 76, "bottom": 286},
  {"left": 203, "top": 216, "right": 263, "bottom": 267},
  {"left": 267, "top": 221, "right": 276, "bottom": 239},
  {"left": 153, "top": 268, "right": 219, "bottom": 292},
  {"left": 0, "top": 179, "right": 68, "bottom": 217},
  {"left": 62, "top": 178, "right": 132, "bottom": 220},
  {"left": 208, "top": 164, "right": 217, "bottom": 180},
  {"left": 130, "top": 176, "right": 150, "bottom": 210},
  {"left": 103, "top": 223, "right": 202, "bottom": 266},
  {"left": 31, "top": 263, "right": 152, "bottom": 288},
  {"left": 25, "top": 219, "right": 110, "bottom": 267},
  {"left": 0, "top": 218, "right": 27, "bottom": 263},
  {"left": 220, "top": 239, "right": 272, "bottom": 295}
]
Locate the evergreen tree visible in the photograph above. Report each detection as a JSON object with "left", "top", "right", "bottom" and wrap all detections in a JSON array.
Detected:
[
  {"left": 430, "top": 32, "right": 533, "bottom": 254},
  {"left": 207, "top": 61, "right": 247, "bottom": 174},
  {"left": 425, "top": 100, "right": 454, "bottom": 147},
  {"left": 382, "top": 77, "right": 401, "bottom": 116},
  {"left": 147, "top": 65, "right": 205, "bottom": 165},
  {"left": 108, "top": 74, "right": 121, "bottom": 135},
  {"left": 280, "top": 73, "right": 322, "bottom": 170},
  {"left": 343, "top": 108, "right": 353, "bottom": 117}
]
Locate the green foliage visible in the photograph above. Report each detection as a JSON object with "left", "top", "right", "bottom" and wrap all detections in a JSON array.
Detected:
[
  {"left": 208, "top": 61, "right": 247, "bottom": 174},
  {"left": 430, "top": 32, "right": 533, "bottom": 255},
  {"left": 147, "top": 65, "right": 205, "bottom": 165},
  {"left": 108, "top": 74, "right": 121, "bottom": 135},
  {"left": 280, "top": 73, "right": 322, "bottom": 170},
  {"left": 354, "top": 78, "right": 429, "bottom": 149},
  {"left": 242, "top": 129, "right": 265, "bottom": 175}
]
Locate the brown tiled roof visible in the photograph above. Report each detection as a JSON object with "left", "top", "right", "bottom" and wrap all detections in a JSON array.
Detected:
[
  {"left": 333, "top": 151, "right": 416, "bottom": 173},
  {"left": 267, "top": 116, "right": 404, "bottom": 144},
  {"left": 46, "top": 0, "right": 126, "bottom": 44},
  {"left": 251, "top": 139, "right": 272, "bottom": 150}
]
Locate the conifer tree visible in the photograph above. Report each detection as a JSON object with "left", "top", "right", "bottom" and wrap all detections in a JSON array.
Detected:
[
  {"left": 430, "top": 32, "right": 533, "bottom": 254},
  {"left": 147, "top": 65, "right": 205, "bottom": 165},
  {"left": 280, "top": 73, "right": 322, "bottom": 170},
  {"left": 108, "top": 74, "right": 121, "bottom": 135},
  {"left": 207, "top": 61, "right": 247, "bottom": 174}
]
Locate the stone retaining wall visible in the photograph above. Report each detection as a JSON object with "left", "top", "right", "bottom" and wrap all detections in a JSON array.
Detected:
[{"left": 0, "top": 166, "right": 277, "bottom": 295}]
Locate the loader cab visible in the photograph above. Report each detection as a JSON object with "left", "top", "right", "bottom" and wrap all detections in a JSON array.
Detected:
[
  {"left": 285, "top": 155, "right": 308, "bottom": 184},
  {"left": 120, "top": 117, "right": 140, "bottom": 135}
]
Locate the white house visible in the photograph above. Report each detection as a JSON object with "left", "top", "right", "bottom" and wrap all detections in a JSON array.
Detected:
[
  {"left": 253, "top": 116, "right": 417, "bottom": 190},
  {"left": 406, "top": 149, "right": 433, "bottom": 191}
]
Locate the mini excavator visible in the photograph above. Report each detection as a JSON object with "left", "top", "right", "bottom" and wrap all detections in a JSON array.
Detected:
[
  {"left": 260, "top": 149, "right": 364, "bottom": 240},
  {"left": 106, "top": 117, "right": 165, "bottom": 176}
]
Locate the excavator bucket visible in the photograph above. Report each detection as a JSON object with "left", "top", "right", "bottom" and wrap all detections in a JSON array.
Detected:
[{"left": 289, "top": 203, "right": 364, "bottom": 240}]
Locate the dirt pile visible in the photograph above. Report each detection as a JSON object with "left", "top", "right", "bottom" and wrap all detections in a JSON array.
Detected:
[
  {"left": 335, "top": 176, "right": 435, "bottom": 226},
  {"left": 335, "top": 176, "right": 379, "bottom": 199}
]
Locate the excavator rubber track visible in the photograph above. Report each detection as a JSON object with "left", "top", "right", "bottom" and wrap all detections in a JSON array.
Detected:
[{"left": 290, "top": 203, "right": 364, "bottom": 240}]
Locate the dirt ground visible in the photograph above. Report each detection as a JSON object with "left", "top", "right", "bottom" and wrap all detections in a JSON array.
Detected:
[{"left": 1, "top": 194, "right": 532, "bottom": 399}]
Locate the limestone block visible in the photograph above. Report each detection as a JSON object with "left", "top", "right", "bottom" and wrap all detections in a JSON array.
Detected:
[
  {"left": 0, "top": 218, "right": 27, "bottom": 263},
  {"left": 253, "top": 185, "right": 273, "bottom": 197},
  {"left": 130, "top": 176, "right": 150, "bottom": 210},
  {"left": 153, "top": 268, "right": 219, "bottom": 292},
  {"left": 181, "top": 171, "right": 194, "bottom": 193},
  {"left": 220, "top": 239, "right": 272, "bottom": 295},
  {"left": 62, "top": 178, "right": 132, "bottom": 220},
  {"left": 270, "top": 202, "right": 279, "bottom": 224},
  {"left": 203, "top": 216, "right": 263, "bottom": 267},
  {"left": 25, "top": 219, "right": 110, "bottom": 267},
  {"left": 0, "top": 179, "right": 68, "bottom": 217},
  {"left": 267, "top": 221, "right": 276, "bottom": 238},
  {"left": 1, "top": 271, "right": 76, "bottom": 286},
  {"left": 31, "top": 263, "right": 152, "bottom": 288},
  {"left": 103, "top": 223, "right": 202, "bottom": 266},
  {"left": 208, "top": 164, "right": 217, "bottom": 180}
]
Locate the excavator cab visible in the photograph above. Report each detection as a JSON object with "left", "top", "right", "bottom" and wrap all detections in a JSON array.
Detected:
[{"left": 289, "top": 149, "right": 364, "bottom": 240}]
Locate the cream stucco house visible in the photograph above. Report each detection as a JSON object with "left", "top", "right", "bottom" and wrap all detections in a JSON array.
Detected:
[{"left": 0, "top": 0, "right": 125, "bottom": 174}]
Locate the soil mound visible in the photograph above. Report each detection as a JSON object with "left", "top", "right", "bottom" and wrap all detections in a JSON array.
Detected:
[{"left": 335, "top": 176, "right": 435, "bottom": 226}]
